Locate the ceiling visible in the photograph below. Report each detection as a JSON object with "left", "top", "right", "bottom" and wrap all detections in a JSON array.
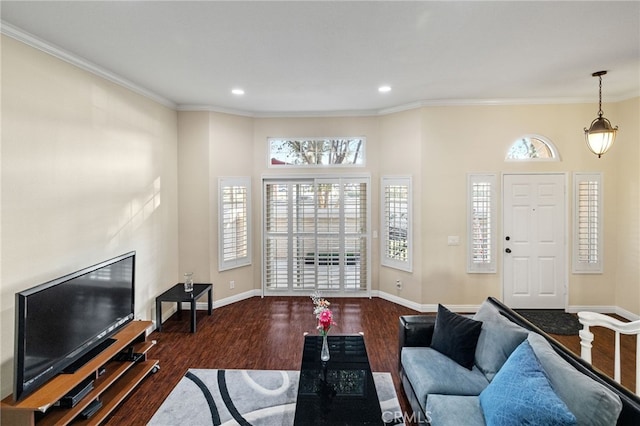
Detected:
[{"left": 2, "top": 1, "right": 639, "bottom": 116}]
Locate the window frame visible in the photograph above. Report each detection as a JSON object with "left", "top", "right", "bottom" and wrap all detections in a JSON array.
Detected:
[
  {"left": 505, "top": 134, "right": 560, "bottom": 162},
  {"left": 267, "top": 137, "right": 366, "bottom": 168},
  {"left": 218, "top": 176, "right": 252, "bottom": 272},
  {"left": 262, "top": 176, "right": 371, "bottom": 295},
  {"left": 573, "top": 172, "right": 603, "bottom": 274},
  {"left": 467, "top": 173, "right": 497, "bottom": 273},
  {"left": 380, "top": 176, "right": 412, "bottom": 272}
]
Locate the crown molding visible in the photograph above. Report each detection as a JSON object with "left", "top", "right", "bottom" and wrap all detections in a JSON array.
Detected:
[
  {"left": 3, "top": 21, "right": 637, "bottom": 118},
  {"left": 177, "top": 104, "right": 256, "bottom": 118},
  {"left": 183, "top": 93, "right": 639, "bottom": 118},
  {"left": 177, "top": 104, "right": 382, "bottom": 118},
  {"left": 1, "top": 21, "right": 176, "bottom": 110},
  {"left": 377, "top": 94, "right": 639, "bottom": 116}
]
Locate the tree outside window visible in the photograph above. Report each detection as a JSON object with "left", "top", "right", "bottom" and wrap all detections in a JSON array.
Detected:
[{"left": 269, "top": 138, "right": 365, "bottom": 167}]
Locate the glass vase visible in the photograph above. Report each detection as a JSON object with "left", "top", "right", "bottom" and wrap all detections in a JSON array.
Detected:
[
  {"left": 184, "top": 272, "right": 194, "bottom": 292},
  {"left": 321, "top": 334, "right": 330, "bottom": 362}
]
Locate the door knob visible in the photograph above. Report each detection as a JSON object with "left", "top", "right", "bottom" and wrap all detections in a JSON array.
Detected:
[{"left": 505, "top": 248, "right": 512, "bottom": 254}]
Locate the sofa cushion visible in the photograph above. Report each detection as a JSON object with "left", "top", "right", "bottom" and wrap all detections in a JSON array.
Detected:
[
  {"left": 426, "top": 395, "right": 485, "bottom": 426},
  {"left": 479, "top": 340, "right": 576, "bottom": 426},
  {"left": 528, "top": 332, "right": 623, "bottom": 426},
  {"left": 402, "top": 347, "right": 489, "bottom": 410},
  {"left": 473, "top": 301, "right": 529, "bottom": 381},
  {"left": 431, "top": 304, "right": 483, "bottom": 369}
]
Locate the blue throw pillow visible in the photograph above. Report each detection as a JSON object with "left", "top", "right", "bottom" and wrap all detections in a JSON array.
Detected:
[{"left": 479, "top": 340, "right": 577, "bottom": 426}]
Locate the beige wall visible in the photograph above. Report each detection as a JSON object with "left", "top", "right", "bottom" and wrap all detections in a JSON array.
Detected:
[
  {"left": 612, "top": 97, "right": 640, "bottom": 315},
  {"left": 1, "top": 36, "right": 179, "bottom": 398},
  {"left": 3, "top": 30, "right": 639, "bottom": 400},
  {"left": 209, "top": 112, "right": 255, "bottom": 299},
  {"left": 179, "top": 102, "right": 638, "bottom": 313},
  {"left": 419, "top": 103, "right": 628, "bottom": 307},
  {"left": 177, "top": 111, "right": 255, "bottom": 301},
  {"left": 178, "top": 111, "right": 211, "bottom": 286},
  {"left": 378, "top": 109, "right": 423, "bottom": 304}
]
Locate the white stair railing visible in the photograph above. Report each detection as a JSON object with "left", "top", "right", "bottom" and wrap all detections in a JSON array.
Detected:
[{"left": 578, "top": 311, "right": 640, "bottom": 396}]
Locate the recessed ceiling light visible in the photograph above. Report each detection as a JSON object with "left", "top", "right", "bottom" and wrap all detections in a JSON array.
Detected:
[
  {"left": 378, "top": 86, "right": 391, "bottom": 93},
  {"left": 232, "top": 88, "right": 245, "bottom": 95}
]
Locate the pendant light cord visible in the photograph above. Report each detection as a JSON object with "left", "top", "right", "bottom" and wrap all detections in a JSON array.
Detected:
[{"left": 597, "top": 75, "right": 604, "bottom": 118}]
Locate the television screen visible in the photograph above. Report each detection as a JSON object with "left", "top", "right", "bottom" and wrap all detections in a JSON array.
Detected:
[{"left": 14, "top": 252, "right": 135, "bottom": 400}]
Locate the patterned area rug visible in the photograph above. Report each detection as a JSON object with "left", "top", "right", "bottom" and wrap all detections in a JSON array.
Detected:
[
  {"left": 516, "top": 310, "right": 582, "bottom": 335},
  {"left": 149, "top": 369, "right": 403, "bottom": 426}
]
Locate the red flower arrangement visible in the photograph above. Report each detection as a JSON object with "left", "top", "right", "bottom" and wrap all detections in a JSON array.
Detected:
[{"left": 311, "top": 292, "right": 336, "bottom": 336}]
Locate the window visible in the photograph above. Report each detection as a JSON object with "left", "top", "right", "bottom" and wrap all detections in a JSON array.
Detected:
[
  {"left": 573, "top": 173, "right": 603, "bottom": 273},
  {"left": 268, "top": 138, "right": 365, "bottom": 167},
  {"left": 263, "top": 178, "right": 370, "bottom": 294},
  {"left": 218, "top": 177, "right": 251, "bottom": 271},
  {"left": 467, "top": 174, "right": 497, "bottom": 273},
  {"left": 506, "top": 135, "right": 559, "bottom": 161},
  {"left": 381, "top": 176, "right": 412, "bottom": 272}
]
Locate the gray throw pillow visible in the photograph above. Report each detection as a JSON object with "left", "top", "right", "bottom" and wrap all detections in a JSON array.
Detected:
[
  {"left": 431, "top": 304, "right": 483, "bottom": 370},
  {"left": 528, "top": 332, "right": 623, "bottom": 426},
  {"left": 473, "top": 301, "right": 528, "bottom": 381}
]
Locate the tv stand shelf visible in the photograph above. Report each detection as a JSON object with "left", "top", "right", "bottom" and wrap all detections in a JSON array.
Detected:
[{"left": 1, "top": 321, "right": 158, "bottom": 426}]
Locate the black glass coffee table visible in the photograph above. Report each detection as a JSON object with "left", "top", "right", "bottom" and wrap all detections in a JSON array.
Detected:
[{"left": 294, "top": 334, "right": 384, "bottom": 425}]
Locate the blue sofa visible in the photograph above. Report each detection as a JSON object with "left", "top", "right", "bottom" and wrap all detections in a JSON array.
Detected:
[{"left": 398, "top": 297, "right": 640, "bottom": 425}]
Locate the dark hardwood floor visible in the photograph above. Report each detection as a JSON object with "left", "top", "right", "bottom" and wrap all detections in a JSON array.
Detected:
[
  {"left": 105, "top": 296, "right": 421, "bottom": 425},
  {"left": 552, "top": 320, "right": 637, "bottom": 393},
  {"left": 104, "top": 296, "right": 636, "bottom": 425}
]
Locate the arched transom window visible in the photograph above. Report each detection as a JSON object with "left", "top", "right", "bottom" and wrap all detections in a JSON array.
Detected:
[{"left": 506, "top": 135, "right": 559, "bottom": 161}]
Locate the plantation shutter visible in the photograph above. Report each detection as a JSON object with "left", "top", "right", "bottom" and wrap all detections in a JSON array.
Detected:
[
  {"left": 263, "top": 178, "right": 370, "bottom": 294},
  {"left": 573, "top": 173, "right": 603, "bottom": 273},
  {"left": 467, "top": 174, "right": 497, "bottom": 273},
  {"left": 381, "top": 176, "right": 412, "bottom": 272},
  {"left": 342, "top": 180, "right": 368, "bottom": 290},
  {"left": 218, "top": 177, "right": 251, "bottom": 271}
]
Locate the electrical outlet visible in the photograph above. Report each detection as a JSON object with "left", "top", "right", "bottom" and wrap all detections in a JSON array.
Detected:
[
  {"left": 396, "top": 279, "right": 402, "bottom": 290},
  {"left": 230, "top": 280, "right": 235, "bottom": 289}
]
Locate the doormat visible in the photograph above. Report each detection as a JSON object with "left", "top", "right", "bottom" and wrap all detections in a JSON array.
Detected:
[{"left": 516, "top": 310, "right": 581, "bottom": 335}]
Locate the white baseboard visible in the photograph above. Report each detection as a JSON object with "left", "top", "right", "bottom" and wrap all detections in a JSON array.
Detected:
[
  {"left": 378, "top": 292, "right": 640, "bottom": 319},
  {"left": 375, "top": 291, "right": 423, "bottom": 311},
  {"left": 156, "top": 291, "right": 639, "bottom": 327},
  {"left": 141, "top": 320, "right": 156, "bottom": 336},
  {"left": 155, "top": 290, "right": 260, "bottom": 331},
  {"left": 615, "top": 306, "right": 640, "bottom": 321},
  {"left": 376, "top": 291, "right": 482, "bottom": 314},
  {"left": 213, "top": 289, "right": 262, "bottom": 309},
  {"left": 567, "top": 305, "right": 640, "bottom": 321},
  {"left": 178, "top": 289, "right": 260, "bottom": 312}
]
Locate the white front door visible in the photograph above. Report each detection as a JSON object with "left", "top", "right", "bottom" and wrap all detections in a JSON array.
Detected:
[{"left": 503, "top": 174, "right": 566, "bottom": 309}]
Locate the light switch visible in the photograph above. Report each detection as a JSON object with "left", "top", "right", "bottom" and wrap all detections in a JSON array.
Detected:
[{"left": 447, "top": 236, "right": 460, "bottom": 246}]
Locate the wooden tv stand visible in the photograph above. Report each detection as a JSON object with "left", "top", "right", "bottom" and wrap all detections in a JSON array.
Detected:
[{"left": 1, "top": 321, "right": 158, "bottom": 426}]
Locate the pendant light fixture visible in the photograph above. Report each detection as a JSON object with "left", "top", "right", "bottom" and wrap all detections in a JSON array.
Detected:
[{"left": 584, "top": 71, "right": 618, "bottom": 158}]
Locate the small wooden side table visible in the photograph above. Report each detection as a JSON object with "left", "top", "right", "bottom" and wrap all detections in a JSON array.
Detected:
[{"left": 155, "top": 283, "right": 212, "bottom": 333}]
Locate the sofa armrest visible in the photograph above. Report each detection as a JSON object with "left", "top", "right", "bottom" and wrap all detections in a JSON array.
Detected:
[{"left": 398, "top": 315, "right": 436, "bottom": 371}]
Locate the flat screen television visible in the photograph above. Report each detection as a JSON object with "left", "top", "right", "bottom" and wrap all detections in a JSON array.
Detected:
[{"left": 14, "top": 251, "right": 135, "bottom": 401}]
